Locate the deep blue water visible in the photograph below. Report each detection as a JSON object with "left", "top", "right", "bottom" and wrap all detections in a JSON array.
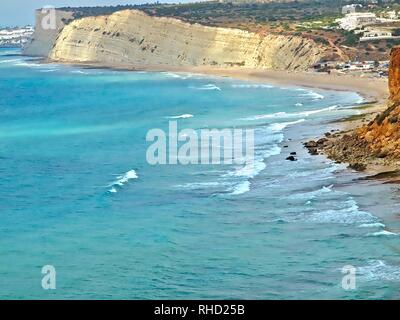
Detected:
[{"left": 1, "top": 48, "right": 400, "bottom": 299}]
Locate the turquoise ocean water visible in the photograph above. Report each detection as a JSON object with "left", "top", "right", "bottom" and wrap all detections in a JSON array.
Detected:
[{"left": 1, "top": 48, "right": 400, "bottom": 299}]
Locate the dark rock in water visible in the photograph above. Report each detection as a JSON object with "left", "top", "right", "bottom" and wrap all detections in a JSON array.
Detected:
[
  {"left": 304, "top": 140, "right": 317, "bottom": 148},
  {"left": 317, "top": 138, "right": 328, "bottom": 145},
  {"left": 308, "top": 147, "right": 319, "bottom": 155},
  {"left": 325, "top": 132, "right": 331, "bottom": 137},
  {"left": 290, "top": 152, "right": 297, "bottom": 155},
  {"left": 348, "top": 163, "right": 367, "bottom": 172},
  {"left": 286, "top": 156, "right": 297, "bottom": 161},
  {"left": 283, "top": 145, "right": 289, "bottom": 148}
]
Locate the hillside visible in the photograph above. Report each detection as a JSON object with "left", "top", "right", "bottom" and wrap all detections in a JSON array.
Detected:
[{"left": 48, "top": 0, "right": 394, "bottom": 62}]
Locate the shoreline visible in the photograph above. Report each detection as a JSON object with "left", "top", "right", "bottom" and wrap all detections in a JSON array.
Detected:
[
  {"left": 166, "top": 66, "right": 389, "bottom": 106},
  {"left": 43, "top": 59, "right": 388, "bottom": 104},
  {"left": 44, "top": 59, "right": 395, "bottom": 175}
]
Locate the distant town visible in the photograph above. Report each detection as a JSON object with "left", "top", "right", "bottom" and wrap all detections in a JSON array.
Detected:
[
  {"left": 0, "top": 26, "right": 33, "bottom": 47},
  {"left": 313, "top": 1, "right": 400, "bottom": 77}
]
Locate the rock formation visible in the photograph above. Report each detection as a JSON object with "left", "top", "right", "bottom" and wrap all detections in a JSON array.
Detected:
[
  {"left": 353, "top": 47, "right": 400, "bottom": 159},
  {"left": 389, "top": 47, "right": 400, "bottom": 103},
  {"left": 318, "top": 47, "right": 400, "bottom": 168},
  {"left": 26, "top": 9, "right": 322, "bottom": 71}
]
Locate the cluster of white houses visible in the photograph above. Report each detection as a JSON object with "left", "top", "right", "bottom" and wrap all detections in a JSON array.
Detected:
[
  {"left": 336, "top": 5, "right": 400, "bottom": 42},
  {"left": 0, "top": 26, "right": 34, "bottom": 47},
  {"left": 314, "top": 60, "right": 389, "bottom": 77}
]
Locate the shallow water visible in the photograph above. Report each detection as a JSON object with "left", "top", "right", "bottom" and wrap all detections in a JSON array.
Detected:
[{"left": 0, "top": 48, "right": 399, "bottom": 299}]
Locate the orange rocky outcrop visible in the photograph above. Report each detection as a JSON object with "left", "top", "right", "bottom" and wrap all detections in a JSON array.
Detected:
[
  {"left": 389, "top": 47, "right": 400, "bottom": 103},
  {"left": 353, "top": 47, "right": 400, "bottom": 159},
  {"left": 312, "top": 47, "right": 400, "bottom": 167}
]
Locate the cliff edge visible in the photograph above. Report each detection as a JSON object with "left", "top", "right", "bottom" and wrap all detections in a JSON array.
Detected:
[{"left": 27, "top": 9, "right": 322, "bottom": 71}]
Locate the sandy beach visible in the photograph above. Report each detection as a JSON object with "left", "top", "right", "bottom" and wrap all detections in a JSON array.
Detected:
[
  {"left": 50, "top": 59, "right": 389, "bottom": 105},
  {"left": 169, "top": 66, "right": 389, "bottom": 105}
]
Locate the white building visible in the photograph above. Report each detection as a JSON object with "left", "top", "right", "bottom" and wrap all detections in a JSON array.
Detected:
[
  {"left": 336, "top": 13, "right": 378, "bottom": 31},
  {"left": 360, "top": 29, "right": 398, "bottom": 41},
  {"left": 342, "top": 4, "right": 362, "bottom": 15},
  {"left": 387, "top": 11, "right": 398, "bottom": 20},
  {"left": 0, "top": 26, "right": 34, "bottom": 46}
]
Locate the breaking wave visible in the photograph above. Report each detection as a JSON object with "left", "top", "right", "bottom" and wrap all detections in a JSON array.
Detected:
[
  {"left": 168, "top": 114, "right": 194, "bottom": 119},
  {"left": 358, "top": 260, "right": 400, "bottom": 282},
  {"left": 189, "top": 84, "right": 221, "bottom": 91},
  {"left": 108, "top": 170, "right": 138, "bottom": 193},
  {"left": 231, "top": 84, "right": 274, "bottom": 89},
  {"left": 242, "top": 106, "right": 337, "bottom": 121}
]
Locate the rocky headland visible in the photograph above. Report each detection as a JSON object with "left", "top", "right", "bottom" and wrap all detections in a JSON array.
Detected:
[{"left": 305, "top": 47, "right": 400, "bottom": 175}]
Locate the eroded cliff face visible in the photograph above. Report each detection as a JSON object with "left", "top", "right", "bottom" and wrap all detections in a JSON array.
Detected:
[
  {"left": 389, "top": 47, "right": 400, "bottom": 103},
  {"left": 47, "top": 10, "right": 322, "bottom": 71},
  {"left": 352, "top": 47, "right": 400, "bottom": 159}
]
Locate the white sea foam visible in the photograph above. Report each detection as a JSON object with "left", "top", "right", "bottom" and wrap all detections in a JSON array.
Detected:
[
  {"left": 229, "top": 158, "right": 267, "bottom": 179},
  {"left": 164, "top": 72, "right": 186, "bottom": 79},
  {"left": 297, "top": 88, "right": 325, "bottom": 100},
  {"left": 162, "top": 72, "right": 198, "bottom": 80},
  {"left": 0, "top": 50, "right": 20, "bottom": 56},
  {"left": 268, "top": 119, "right": 306, "bottom": 132},
  {"left": 0, "top": 59, "right": 20, "bottom": 64},
  {"left": 359, "top": 222, "right": 386, "bottom": 228},
  {"left": 71, "top": 70, "right": 90, "bottom": 75},
  {"left": 108, "top": 170, "right": 138, "bottom": 193},
  {"left": 308, "top": 92, "right": 325, "bottom": 100},
  {"left": 287, "top": 163, "right": 342, "bottom": 181},
  {"left": 367, "top": 230, "right": 398, "bottom": 237},
  {"left": 242, "top": 106, "right": 337, "bottom": 121},
  {"left": 176, "top": 181, "right": 227, "bottom": 190},
  {"left": 358, "top": 260, "right": 400, "bottom": 282},
  {"left": 163, "top": 72, "right": 182, "bottom": 78},
  {"left": 307, "top": 198, "right": 375, "bottom": 224},
  {"left": 231, "top": 84, "right": 274, "bottom": 89},
  {"left": 13, "top": 61, "right": 42, "bottom": 68},
  {"left": 183, "top": 116, "right": 303, "bottom": 196},
  {"left": 190, "top": 84, "right": 221, "bottom": 91},
  {"left": 356, "top": 97, "right": 365, "bottom": 104},
  {"left": 168, "top": 114, "right": 194, "bottom": 119},
  {"left": 230, "top": 181, "right": 250, "bottom": 195},
  {"left": 39, "top": 69, "right": 56, "bottom": 73},
  {"left": 290, "top": 185, "right": 333, "bottom": 201},
  {"left": 225, "top": 120, "right": 293, "bottom": 195}
]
